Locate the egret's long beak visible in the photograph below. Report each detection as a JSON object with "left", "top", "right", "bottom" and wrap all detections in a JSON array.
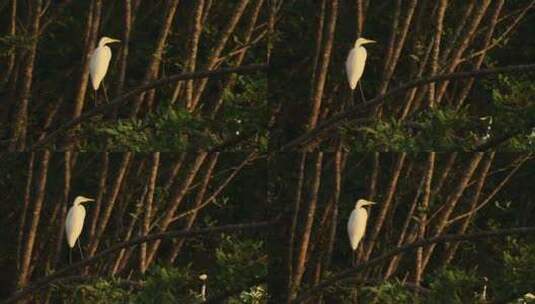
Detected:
[
  {"left": 110, "top": 39, "right": 121, "bottom": 44},
  {"left": 85, "top": 198, "right": 95, "bottom": 203},
  {"left": 365, "top": 201, "right": 376, "bottom": 206},
  {"left": 364, "top": 39, "right": 376, "bottom": 44}
]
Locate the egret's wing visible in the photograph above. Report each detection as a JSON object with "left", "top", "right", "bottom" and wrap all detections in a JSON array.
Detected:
[
  {"left": 65, "top": 205, "right": 86, "bottom": 248},
  {"left": 345, "top": 46, "right": 367, "bottom": 90},
  {"left": 89, "top": 46, "right": 112, "bottom": 90},
  {"left": 347, "top": 208, "right": 368, "bottom": 250}
]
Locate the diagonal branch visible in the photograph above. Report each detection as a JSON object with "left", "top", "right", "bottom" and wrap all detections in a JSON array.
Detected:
[
  {"left": 3, "top": 219, "right": 279, "bottom": 304},
  {"left": 281, "top": 63, "right": 535, "bottom": 151},
  {"left": 30, "top": 63, "right": 269, "bottom": 149},
  {"left": 292, "top": 226, "right": 535, "bottom": 303}
]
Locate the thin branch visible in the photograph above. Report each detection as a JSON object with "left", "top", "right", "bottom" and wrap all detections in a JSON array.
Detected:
[
  {"left": 459, "top": 0, "right": 535, "bottom": 64},
  {"left": 446, "top": 155, "right": 529, "bottom": 225},
  {"left": 292, "top": 226, "right": 535, "bottom": 303}
]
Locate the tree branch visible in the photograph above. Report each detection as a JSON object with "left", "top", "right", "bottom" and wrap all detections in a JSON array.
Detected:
[
  {"left": 292, "top": 226, "right": 535, "bottom": 303},
  {"left": 281, "top": 63, "right": 535, "bottom": 151},
  {"left": 30, "top": 63, "right": 269, "bottom": 149},
  {"left": 2, "top": 219, "right": 278, "bottom": 304}
]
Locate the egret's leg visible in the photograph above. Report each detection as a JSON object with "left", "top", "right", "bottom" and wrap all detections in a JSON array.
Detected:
[
  {"left": 102, "top": 82, "right": 109, "bottom": 103},
  {"left": 358, "top": 81, "right": 366, "bottom": 103},
  {"left": 78, "top": 238, "right": 84, "bottom": 260},
  {"left": 349, "top": 88, "right": 355, "bottom": 106},
  {"left": 69, "top": 248, "right": 72, "bottom": 264}
]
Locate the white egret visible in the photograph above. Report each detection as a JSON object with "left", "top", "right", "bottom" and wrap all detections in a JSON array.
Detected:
[
  {"left": 65, "top": 196, "right": 94, "bottom": 263},
  {"left": 347, "top": 199, "right": 376, "bottom": 266},
  {"left": 199, "top": 274, "right": 208, "bottom": 302},
  {"left": 345, "top": 37, "right": 376, "bottom": 101},
  {"left": 89, "top": 36, "right": 121, "bottom": 103}
]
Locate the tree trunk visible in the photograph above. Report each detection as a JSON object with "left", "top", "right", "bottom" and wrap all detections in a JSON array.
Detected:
[{"left": 16, "top": 151, "right": 51, "bottom": 289}]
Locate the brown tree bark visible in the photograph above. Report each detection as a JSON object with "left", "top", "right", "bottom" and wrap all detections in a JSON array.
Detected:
[
  {"left": 146, "top": 152, "right": 208, "bottom": 265},
  {"left": 9, "top": 0, "right": 42, "bottom": 151},
  {"left": 190, "top": 0, "right": 251, "bottom": 109},
  {"left": 207, "top": 0, "right": 266, "bottom": 116},
  {"left": 131, "top": 0, "right": 181, "bottom": 116},
  {"left": 87, "top": 153, "right": 109, "bottom": 246},
  {"left": 16, "top": 153, "right": 35, "bottom": 273},
  {"left": 420, "top": 153, "right": 483, "bottom": 271},
  {"left": 442, "top": 152, "right": 494, "bottom": 264},
  {"left": 414, "top": 152, "right": 435, "bottom": 284},
  {"left": 140, "top": 152, "right": 160, "bottom": 273},
  {"left": 113, "top": 0, "right": 133, "bottom": 98},
  {"left": 71, "top": 0, "right": 101, "bottom": 122},
  {"left": 16, "top": 151, "right": 51, "bottom": 288},
  {"left": 289, "top": 152, "right": 323, "bottom": 301},
  {"left": 307, "top": 0, "right": 338, "bottom": 130},
  {"left": 183, "top": 0, "right": 206, "bottom": 108},
  {"left": 435, "top": 0, "right": 491, "bottom": 103},
  {"left": 363, "top": 153, "right": 406, "bottom": 260},
  {"left": 0, "top": 0, "right": 17, "bottom": 87},
  {"left": 287, "top": 153, "right": 307, "bottom": 291},
  {"left": 49, "top": 152, "right": 74, "bottom": 272},
  {"left": 88, "top": 153, "right": 133, "bottom": 257},
  {"left": 167, "top": 153, "right": 220, "bottom": 263},
  {"left": 428, "top": 0, "right": 448, "bottom": 107},
  {"left": 384, "top": 166, "right": 426, "bottom": 279},
  {"left": 378, "top": 0, "right": 418, "bottom": 96},
  {"left": 455, "top": 0, "right": 504, "bottom": 109}
]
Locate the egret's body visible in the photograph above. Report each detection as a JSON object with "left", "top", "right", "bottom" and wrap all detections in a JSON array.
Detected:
[
  {"left": 347, "top": 199, "right": 375, "bottom": 265},
  {"left": 345, "top": 38, "right": 376, "bottom": 101},
  {"left": 89, "top": 37, "right": 120, "bottom": 102},
  {"left": 65, "top": 203, "right": 86, "bottom": 248},
  {"left": 65, "top": 196, "right": 94, "bottom": 262}
]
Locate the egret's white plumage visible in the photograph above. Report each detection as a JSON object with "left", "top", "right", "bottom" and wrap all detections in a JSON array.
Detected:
[
  {"left": 65, "top": 196, "right": 94, "bottom": 248},
  {"left": 89, "top": 37, "right": 120, "bottom": 90},
  {"left": 347, "top": 199, "right": 375, "bottom": 255},
  {"left": 345, "top": 38, "right": 376, "bottom": 90}
]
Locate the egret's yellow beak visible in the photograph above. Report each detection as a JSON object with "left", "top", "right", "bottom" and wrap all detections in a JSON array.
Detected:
[{"left": 364, "top": 39, "right": 376, "bottom": 44}]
